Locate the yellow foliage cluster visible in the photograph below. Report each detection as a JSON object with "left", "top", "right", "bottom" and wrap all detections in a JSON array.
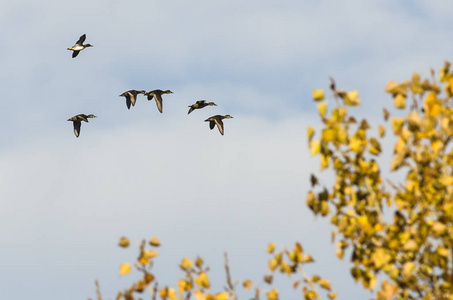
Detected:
[
  {"left": 90, "top": 237, "right": 335, "bottom": 300},
  {"left": 308, "top": 62, "right": 453, "bottom": 299}
]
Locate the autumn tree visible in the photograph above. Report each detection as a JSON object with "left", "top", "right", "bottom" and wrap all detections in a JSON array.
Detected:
[
  {"left": 91, "top": 62, "right": 453, "bottom": 300},
  {"left": 308, "top": 61, "right": 453, "bottom": 299}
]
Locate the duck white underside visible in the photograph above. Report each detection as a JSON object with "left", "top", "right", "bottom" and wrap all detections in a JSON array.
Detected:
[{"left": 70, "top": 45, "right": 84, "bottom": 51}]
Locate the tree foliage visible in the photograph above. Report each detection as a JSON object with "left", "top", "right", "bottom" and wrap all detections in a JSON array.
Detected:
[
  {"left": 308, "top": 61, "right": 453, "bottom": 299},
  {"left": 91, "top": 62, "right": 453, "bottom": 300},
  {"left": 88, "top": 237, "right": 334, "bottom": 300}
]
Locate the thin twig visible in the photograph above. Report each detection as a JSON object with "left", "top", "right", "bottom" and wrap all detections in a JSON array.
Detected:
[{"left": 224, "top": 253, "right": 237, "bottom": 300}]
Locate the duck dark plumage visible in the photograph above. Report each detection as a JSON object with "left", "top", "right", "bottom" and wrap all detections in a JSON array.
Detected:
[
  {"left": 67, "top": 34, "right": 93, "bottom": 58},
  {"left": 145, "top": 89, "right": 173, "bottom": 113},
  {"left": 119, "top": 90, "right": 146, "bottom": 109},
  {"left": 204, "top": 115, "right": 233, "bottom": 135},
  {"left": 188, "top": 100, "right": 217, "bottom": 114},
  {"left": 67, "top": 114, "right": 97, "bottom": 137}
]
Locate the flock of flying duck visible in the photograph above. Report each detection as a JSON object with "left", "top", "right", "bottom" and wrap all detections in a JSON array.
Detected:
[{"left": 66, "top": 34, "right": 234, "bottom": 138}]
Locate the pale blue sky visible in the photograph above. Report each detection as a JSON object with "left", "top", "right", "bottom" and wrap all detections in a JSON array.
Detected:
[{"left": 1, "top": 1, "right": 452, "bottom": 299}]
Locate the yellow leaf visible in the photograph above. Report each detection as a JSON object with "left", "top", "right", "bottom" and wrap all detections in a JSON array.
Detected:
[
  {"left": 440, "top": 61, "right": 452, "bottom": 81},
  {"left": 391, "top": 118, "right": 405, "bottom": 134},
  {"left": 178, "top": 279, "right": 192, "bottom": 294},
  {"left": 378, "top": 125, "right": 385, "bottom": 138},
  {"left": 294, "top": 242, "right": 303, "bottom": 254},
  {"left": 349, "top": 136, "right": 364, "bottom": 153},
  {"left": 403, "top": 240, "right": 418, "bottom": 251},
  {"left": 118, "top": 237, "right": 130, "bottom": 248},
  {"left": 268, "top": 258, "right": 278, "bottom": 271},
  {"left": 328, "top": 291, "right": 338, "bottom": 299},
  {"left": 320, "top": 154, "right": 329, "bottom": 170},
  {"left": 319, "top": 279, "right": 331, "bottom": 291},
  {"left": 195, "top": 256, "right": 204, "bottom": 268},
  {"left": 343, "top": 90, "right": 360, "bottom": 106},
  {"left": 264, "top": 275, "right": 273, "bottom": 284},
  {"left": 149, "top": 236, "right": 161, "bottom": 247},
  {"left": 440, "top": 175, "right": 453, "bottom": 186},
  {"left": 385, "top": 80, "right": 409, "bottom": 96},
  {"left": 322, "top": 128, "right": 336, "bottom": 142},
  {"left": 213, "top": 292, "right": 228, "bottom": 300},
  {"left": 438, "top": 247, "right": 450, "bottom": 257},
  {"left": 318, "top": 102, "right": 327, "bottom": 118},
  {"left": 381, "top": 280, "right": 398, "bottom": 299},
  {"left": 193, "top": 290, "right": 207, "bottom": 300},
  {"left": 179, "top": 257, "right": 193, "bottom": 271},
  {"left": 407, "top": 111, "right": 421, "bottom": 131},
  {"left": 385, "top": 80, "right": 399, "bottom": 94},
  {"left": 160, "top": 287, "right": 177, "bottom": 300},
  {"left": 143, "top": 249, "right": 159, "bottom": 259},
  {"left": 403, "top": 262, "right": 415, "bottom": 278},
  {"left": 383, "top": 108, "right": 390, "bottom": 121},
  {"left": 425, "top": 91, "right": 437, "bottom": 106},
  {"left": 309, "top": 140, "right": 321, "bottom": 156},
  {"left": 195, "top": 272, "right": 210, "bottom": 288},
  {"left": 267, "top": 242, "right": 276, "bottom": 254},
  {"left": 144, "top": 273, "right": 155, "bottom": 283},
  {"left": 134, "top": 280, "right": 146, "bottom": 292},
  {"left": 312, "top": 89, "right": 325, "bottom": 101},
  {"left": 336, "top": 248, "right": 344, "bottom": 260},
  {"left": 431, "top": 140, "right": 443, "bottom": 154},
  {"left": 432, "top": 222, "right": 446, "bottom": 236},
  {"left": 119, "top": 263, "right": 131, "bottom": 276},
  {"left": 371, "top": 249, "right": 391, "bottom": 269},
  {"left": 242, "top": 279, "right": 253, "bottom": 290},
  {"left": 393, "top": 93, "right": 406, "bottom": 109},
  {"left": 266, "top": 288, "right": 279, "bottom": 300},
  {"left": 303, "top": 254, "right": 314, "bottom": 263},
  {"left": 307, "top": 126, "right": 315, "bottom": 142}
]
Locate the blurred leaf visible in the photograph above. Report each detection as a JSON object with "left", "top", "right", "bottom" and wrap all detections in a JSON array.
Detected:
[
  {"left": 309, "top": 140, "right": 321, "bottom": 156},
  {"left": 318, "top": 102, "right": 328, "bottom": 118},
  {"left": 243, "top": 279, "right": 253, "bottom": 291},
  {"left": 149, "top": 236, "right": 161, "bottom": 247},
  {"left": 118, "top": 237, "right": 130, "bottom": 248},
  {"left": 266, "top": 288, "right": 279, "bottom": 300},
  {"left": 343, "top": 90, "right": 360, "bottom": 106},
  {"left": 319, "top": 279, "right": 331, "bottom": 291},
  {"left": 195, "top": 272, "right": 210, "bottom": 289},
  {"left": 119, "top": 263, "right": 131, "bottom": 276},
  {"left": 307, "top": 126, "right": 316, "bottom": 142},
  {"left": 312, "top": 89, "right": 325, "bottom": 101},
  {"left": 267, "top": 242, "right": 276, "bottom": 254},
  {"left": 179, "top": 257, "right": 193, "bottom": 271}
]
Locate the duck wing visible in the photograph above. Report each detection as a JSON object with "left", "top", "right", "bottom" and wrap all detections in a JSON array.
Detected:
[
  {"left": 215, "top": 119, "right": 224, "bottom": 135},
  {"left": 126, "top": 96, "right": 132, "bottom": 110},
  {"left": 154, "top": 94, "right": 163, "bottom": 113},
  {"left": 73, "top": 121, "right": 81, "bottom": 137},
  {"left": 72, "top": 50, "right": 80, "bottom": 58},
  {"left": 188, "top": 106, "right": 195, "bottom": 114},
  {"left": 76, "top": 34, "right": 86, "bottom": 45},
  {"left": 129, "top": 92, "right": 137, "bottom": 107},
  {"left": 76, "top": 114, "right": 89, "bottom": 122}
]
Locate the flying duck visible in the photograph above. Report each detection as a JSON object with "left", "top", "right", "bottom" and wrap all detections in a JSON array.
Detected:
[
  {"left": 204, "top": 115, "right": 233, "bottom": 135},
  {"left": 67, "top": 34, "right": 93, "bottom": 58},
  {"left": 67, "top": 114, "right": 97, "bottom": 137},
  {"left": 119, "top": 90, "right": 146, "bottom": 109},
  {"left": 188, "top": 100, "right": 217, "bottom": 114},
  {"left": 145, "top": 90, "right": 173, "bottom": 113}
]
